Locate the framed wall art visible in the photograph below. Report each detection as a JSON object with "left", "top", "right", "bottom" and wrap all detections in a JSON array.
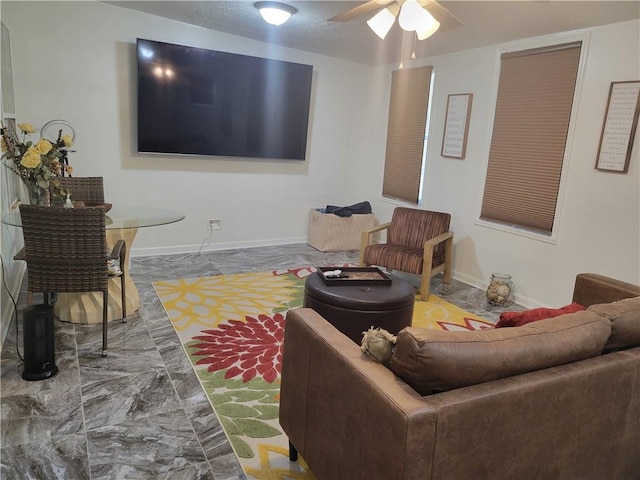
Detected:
[
  {"left": 441, "top": 93, "right": 473, "bottom": 159},
  {"left": 595, "top": 80, "right": 640, "bottom": 173}
]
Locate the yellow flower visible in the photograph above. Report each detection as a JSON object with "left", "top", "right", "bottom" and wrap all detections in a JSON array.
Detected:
[
  {"left": 20, "top": 148, "right": 42, "bottom": 169},
  {"left": 34, "top": 138, "right": 53, "bottom": 155},
  {"left": 3, "top": 120, "right": 76, "bottom": 199},
  {"left": 65, "top": 165, "right": 74, "bottom": 175},
  {"left": 18, "top": 123, "right": 35, "bottom": 134}
]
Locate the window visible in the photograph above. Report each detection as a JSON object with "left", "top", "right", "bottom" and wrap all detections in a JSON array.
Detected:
[
  {"left": 1, "top": 21, "right": 19, "bottom": 213},
  {"left": 480, "top": 42, "right": 582, "bottom": 235},
  {"left": 382, "top": 65, "right": 433, "bottom": 204}
]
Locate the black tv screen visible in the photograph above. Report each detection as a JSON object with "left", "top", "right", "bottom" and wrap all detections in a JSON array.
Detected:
[{"left": 136, "top": 38, "right": 313, "bottom": 160}]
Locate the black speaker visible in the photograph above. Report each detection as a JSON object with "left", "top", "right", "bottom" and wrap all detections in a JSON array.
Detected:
[{"left": 22, "top": 304, "right": 58, "bottom": 381}]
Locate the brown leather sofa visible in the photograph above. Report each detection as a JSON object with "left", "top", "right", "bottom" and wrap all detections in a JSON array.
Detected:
[{"left": 279, "top": 273, "right": 640, "bottom": 480}]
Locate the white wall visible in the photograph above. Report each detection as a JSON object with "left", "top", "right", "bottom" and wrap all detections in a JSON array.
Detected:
[
  {"left": 1, "top": 1, "right": 379, "bottom": 256},
  {"left": 356, "top": 20, "right": 640, "bottom": 308},
  {"left": 1, "top": 1, "right": 638, "bottom": 321}
]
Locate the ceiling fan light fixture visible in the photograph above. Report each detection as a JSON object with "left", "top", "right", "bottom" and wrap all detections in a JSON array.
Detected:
[
  {"left": 367, "top": 4, "right": 400, "bottom": 40},
  {"left": 416, "top": 10, "right": 440, "bottom": 40},
  {"left": 255, "top": 1, "right": 297, "bottom": 26},
  {"left": 398, "top": 0, "right": 424, "bottom": 32}
]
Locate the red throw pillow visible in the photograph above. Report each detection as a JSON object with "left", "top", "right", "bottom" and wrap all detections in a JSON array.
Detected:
[{"left": 495, "top": 303, "right": 585, "bottom": 328}]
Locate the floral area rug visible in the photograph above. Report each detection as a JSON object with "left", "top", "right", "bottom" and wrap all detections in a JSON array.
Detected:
[{"left": 153, "top": 267, "right": 494, "bottom": 479}]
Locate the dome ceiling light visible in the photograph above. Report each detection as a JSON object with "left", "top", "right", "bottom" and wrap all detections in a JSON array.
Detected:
[{"left": 255, "top": 1, "right": 297, "bottom": 26}]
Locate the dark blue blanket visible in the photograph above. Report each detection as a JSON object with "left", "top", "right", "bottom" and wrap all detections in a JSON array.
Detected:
[{"left": 319, "top": 201, "right": 372, "bottom": 217}]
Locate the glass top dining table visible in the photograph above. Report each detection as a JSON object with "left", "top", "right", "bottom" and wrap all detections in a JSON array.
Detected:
[
  {"left": 2, "top": 205, "right": 186, "bottom": 229},
  {"left": 4, "top": 205, "right": 185, "bottom": 324}
]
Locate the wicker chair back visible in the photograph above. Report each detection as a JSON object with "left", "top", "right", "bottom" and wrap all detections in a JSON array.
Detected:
[{"left": 19, "top": 204, "right": 126, "bottom": 356}]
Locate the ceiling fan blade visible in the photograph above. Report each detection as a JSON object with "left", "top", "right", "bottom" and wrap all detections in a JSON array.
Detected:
[
  {"left": 328, "top": 0, "right": 395, "bottom": 22},
  {"left": 419, "top": 0, "right": 464, "bottom": 31}
]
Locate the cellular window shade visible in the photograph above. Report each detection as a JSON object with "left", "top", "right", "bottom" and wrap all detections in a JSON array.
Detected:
[
  {"left": 481, "top": 42, "right": 581, "bottom": 234},
  {"left": 383, "top": 65, "right": 433, "bottom": 203}
]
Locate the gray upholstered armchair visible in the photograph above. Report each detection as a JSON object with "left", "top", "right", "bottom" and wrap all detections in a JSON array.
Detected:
[{"left": 359, "top": 207, "right": 453, "bottom": 300}]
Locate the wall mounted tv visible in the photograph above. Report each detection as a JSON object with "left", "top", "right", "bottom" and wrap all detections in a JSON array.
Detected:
[{"left": 136, "top": 38, "right": 313, "bottom": 160}]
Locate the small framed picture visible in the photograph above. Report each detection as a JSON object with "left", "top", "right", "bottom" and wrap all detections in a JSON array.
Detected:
[
  {"left": 441, "top": 93, "right": 473, "bottom": 159},
  {"left": 595, "top": 81, "right": 640, "bottom": 173}
]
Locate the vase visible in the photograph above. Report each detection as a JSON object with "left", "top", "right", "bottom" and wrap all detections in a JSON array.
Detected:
[
  {"left": 486, "top": 273, "right": 513, "bottom": 307},
  {"left": 26, "top": 183, "right": 51, "bottom": 207}
]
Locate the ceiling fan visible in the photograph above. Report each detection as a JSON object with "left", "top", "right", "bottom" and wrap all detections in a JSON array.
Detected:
[{"left": 329, "top": 0, "right": 463, "bottom": 40}]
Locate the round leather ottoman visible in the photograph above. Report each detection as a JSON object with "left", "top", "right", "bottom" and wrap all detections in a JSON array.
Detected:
[{"left": 303, "top": 272, "right": 415, "bottom": 344}]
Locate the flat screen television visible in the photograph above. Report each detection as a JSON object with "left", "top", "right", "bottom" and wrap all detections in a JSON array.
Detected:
[{"left": 136, "top": 38, "right": 313, "bottom": 160}]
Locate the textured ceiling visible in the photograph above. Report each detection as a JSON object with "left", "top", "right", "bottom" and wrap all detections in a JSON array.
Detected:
[{"left": 105, "top": 1, "right": 640, "bottom": 65}]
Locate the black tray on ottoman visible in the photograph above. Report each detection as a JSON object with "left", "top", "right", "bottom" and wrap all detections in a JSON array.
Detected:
[{"left": 317, "top": 266, "right": 392, "bottom": 286}]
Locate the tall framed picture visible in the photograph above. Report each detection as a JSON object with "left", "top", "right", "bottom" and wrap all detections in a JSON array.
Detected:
[
  {"left": 441, "top": 93, "right": 473, "bottom": 159},
  {"left": 595, "top": 81, "right": 640, "bottom": 173}
]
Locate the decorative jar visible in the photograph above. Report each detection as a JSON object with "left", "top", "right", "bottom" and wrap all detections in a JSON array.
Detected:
[
  {"left": 26, "top": 183, "right": 50, "bottom": 207},
  {"left": 486, "top": 273, "right": 513, "bottom": 307}
]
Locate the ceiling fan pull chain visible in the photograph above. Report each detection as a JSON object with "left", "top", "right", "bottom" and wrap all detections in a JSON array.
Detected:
[
  {"left": 411, "top": 34, "right": 417, "bottom": 59},
  {"left": 399, "top": 31, "right": 406, "bottom": 69}
]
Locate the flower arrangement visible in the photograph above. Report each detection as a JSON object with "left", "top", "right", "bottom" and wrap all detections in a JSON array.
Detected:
[{"left": 1, "top": 121, "right": 74, "bottom": 203}]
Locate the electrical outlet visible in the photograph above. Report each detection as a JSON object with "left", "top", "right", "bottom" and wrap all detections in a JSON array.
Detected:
[{"left": 208, "top": 219, "right": 221, "bottom": 230}]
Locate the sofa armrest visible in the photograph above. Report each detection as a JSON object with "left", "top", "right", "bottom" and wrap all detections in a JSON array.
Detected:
[
  {"left": 280, "top": 308, "right": 438, "bottom": 480},
  {"left": 573, "top": 273, "right": 640, "bottom": 307}
]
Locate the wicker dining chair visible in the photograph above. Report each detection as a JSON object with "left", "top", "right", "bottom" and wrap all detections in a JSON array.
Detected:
[
  {"left": 19, "top": 204, "right": 127, "bottom": 356},
  {"left": 50, "top": 176, "right": 105, "bottom": 206}
]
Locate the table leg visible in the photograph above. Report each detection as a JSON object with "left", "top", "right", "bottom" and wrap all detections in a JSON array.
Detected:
[{"left": 53, "top": 228, "right": 140, "bottom": 324}]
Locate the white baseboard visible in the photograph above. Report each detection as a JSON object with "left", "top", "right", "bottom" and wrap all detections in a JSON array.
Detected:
[
  {"left": 453, "top": 270, "right": 539, "bottom": 309},
  {"left": 129, "top": 236, "right": 308, "bottom": 258},
  {"left": 452, "top": 270, "right": 486, "bottom": 292}
]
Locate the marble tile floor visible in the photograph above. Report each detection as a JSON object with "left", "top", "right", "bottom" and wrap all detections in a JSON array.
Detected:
[{"left": 0, "top": 243, "right": 522, "bottom": 479}]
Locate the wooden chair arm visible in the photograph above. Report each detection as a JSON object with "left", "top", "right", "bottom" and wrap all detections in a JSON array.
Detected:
[
  {"left": 359, "top": 222, "right": 391, "bottom": 265},
  {"left": 421, "top": 231, "right": 454, "bottom": 299},
  {"left": 362, "top": 222, "right": 391, "bottom": 237},
  {"left": 423, "top": 231, "right": 453, "bottom": 249}
]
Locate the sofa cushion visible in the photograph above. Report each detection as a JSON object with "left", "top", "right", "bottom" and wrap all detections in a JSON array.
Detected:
[
  {"left": 495, "top": 302, "right": 585, "bottom": 328},
  {"left": 389, "top": 311, "right": 611, "bottom": 395},
  {"left": 588, "top": 296, "right": 640, "bottom": 352}
]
